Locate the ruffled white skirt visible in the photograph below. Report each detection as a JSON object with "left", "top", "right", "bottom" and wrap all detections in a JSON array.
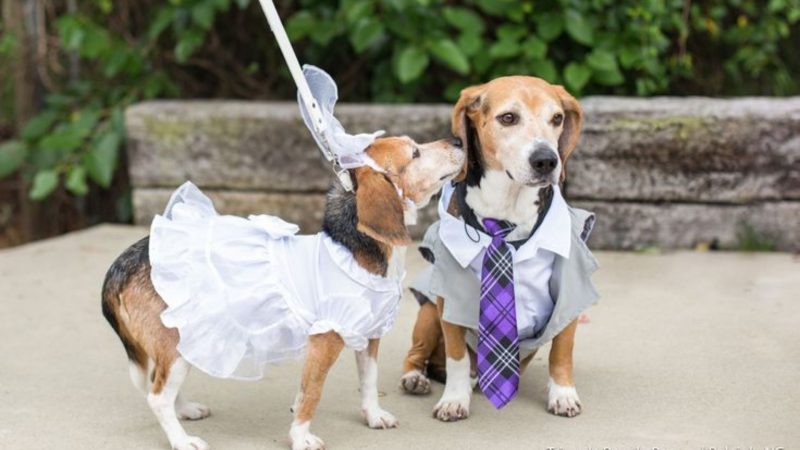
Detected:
[{"left": 149, "top": 182, "right": 402, "bottom": 380}]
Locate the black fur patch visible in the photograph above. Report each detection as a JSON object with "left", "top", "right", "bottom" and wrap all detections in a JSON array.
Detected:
[
  {"left": 463, "top": 118, "right": 484, "bottom": 187},
  {"left": 101, "top": 237, "right": 150, "bottom": 363},
  {"left": 322, "top": 184, "right": 388, "bottom": 275}
]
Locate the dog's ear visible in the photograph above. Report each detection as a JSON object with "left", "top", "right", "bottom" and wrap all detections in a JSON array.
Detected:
[
  {"left": 553, "top": 85, "right": 583, "bottom": 180},
  {"left": 355, "top": 167, "right": 411, "bottom": 246},
  {"left": 451, "top": 84, "right": 485, "bottom": 182}
]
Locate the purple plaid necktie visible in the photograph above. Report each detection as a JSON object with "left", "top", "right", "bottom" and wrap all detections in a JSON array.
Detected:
[{"left": 477, "top": 218, "right": 519, "bottom": 409}]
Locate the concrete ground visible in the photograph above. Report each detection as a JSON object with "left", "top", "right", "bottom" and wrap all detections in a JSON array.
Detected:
[{"left": 1, "top": 225, "right": 798, "bottom": 450}]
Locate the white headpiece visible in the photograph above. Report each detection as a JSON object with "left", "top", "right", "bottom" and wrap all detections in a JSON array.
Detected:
[{"left": 297, "top": 65, "right": 385, "bottom": 173}]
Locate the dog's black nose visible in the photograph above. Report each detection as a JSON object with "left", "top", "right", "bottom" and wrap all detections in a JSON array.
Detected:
[
  {"left": 451, "top": 137, "right": 463, "bottom": 148},
  {"left": 529, "top": 148, "right": 558, "bottom": 175}
]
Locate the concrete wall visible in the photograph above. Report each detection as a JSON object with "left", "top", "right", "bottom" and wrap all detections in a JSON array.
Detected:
[{"left": 126, "top": 98, "right": 800, "bottom": 251}]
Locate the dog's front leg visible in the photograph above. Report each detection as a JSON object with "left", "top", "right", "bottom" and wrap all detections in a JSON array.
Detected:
[
  {"left": 290, "top": 332, "right": 344, "bottom": 450},
  {"left": 433, "top": 297, "right": 472, "bottom": 422},
  {"left": 547, "top": 319, "right": 582, "bottom": 417},
  {"left": 355, "top": 339, "right": 398, "bottom": 429}
]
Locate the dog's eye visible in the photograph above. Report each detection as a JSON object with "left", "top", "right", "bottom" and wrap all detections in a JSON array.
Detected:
[
  {"left": 551, "top": 113, "right": 564, "bottom": 127},
  {"left": 412, "top": 148, "right": 421, "bottom": 158},
  {"left": 497, "top": 112, "right": 519, "bottom": 126}
]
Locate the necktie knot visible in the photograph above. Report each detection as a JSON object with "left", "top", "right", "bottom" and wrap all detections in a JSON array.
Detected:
[{"left": 482, "top": 218, "right": 515, "bottom": 241}]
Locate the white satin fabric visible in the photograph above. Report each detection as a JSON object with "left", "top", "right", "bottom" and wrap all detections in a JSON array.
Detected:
[{"left": 149, "top": 182, "right": 403, "bottom": 380}]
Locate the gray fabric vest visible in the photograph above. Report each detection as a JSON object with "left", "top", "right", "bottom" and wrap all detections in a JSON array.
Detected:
[{"left": 410, "top": 207, "right": 600, "bottom": 357}]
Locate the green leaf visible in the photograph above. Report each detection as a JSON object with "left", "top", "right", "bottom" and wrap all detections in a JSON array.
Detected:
[
  {"left": 103, "top": 50, "right": 130, "bottom": 77},
  {"left": 530, "top": 59, "right": 558, "bottom": 83},
  {"left": 586, "top": 49, "right": 618, "bottom": 72},
  {"left": 21, "top": 111, "right": 59, "bottom": 141},
  {"left": 442, "top": 7, "right": 485, "bottom": 33},
  {"left": 65, "top": 165, "right": 89, "bottom": 196},
  {"left": 84, "top": 130, "right": 121, "bottom": 188},
  {"left": 344, "top": 0, "right": 373, "bottom": 24},
  {"left": 618, "top": 46, "right": 639, "bottom": 69},
  {"left": 148, "top": 7, "right": 175, "bottom": 41},
  {"left": 394, "top": 46, "right": 429, "bottom": 84},
  {"left": 234, "top": 0, "right": 250, "bottom": 9},
  {"left": 474, "top": 0, "right": 516, "bottom": 17},
  {"left": 457, "top": 32, "right": 483, "bottom": 57},
  {"left": 429, "top": 39, "right": 469, "bottom": 74},
  {"left": 29, "top": 169, "right": 59, "bottom": 200},
  {"left": 39, "top": 127, "right": 84, "bottom": 153},
  {"left": 191, "top": 2, "right": 216, "bottom": 30},
  {"left": 350, "top": 19, "right": 384, "bottom": 52},
  {"left": 71, "top": 108, "right": 101, "bottom": 139},
  {"left": 286, "top": 11, "right": 316, "bottom": 40},
  {"left": 488, "top": 39, "right": 520, "bottom": 59},
  {"left": 496, "top": 24, "right": 525, "bottom": 41},
  {"left": 0, "top": 140, "right": 28, "bottom": 178},
  {"left": 564, "top": 10, "right": 594, "bottom": 45},
  {"left": 564, "top": 62, "right": 591, "bottom": 92},
  {"left": 592, "top": 67, "right": 625, "bottom": 86},
  {"left": 522, "top": 36, "right": 547, "bottom": 60},
  {"left": 174, "top": 29, "right": 205, "bottom": 63},
  {"left": 535, "top": 13, "right": 563, "bottom": 42}
]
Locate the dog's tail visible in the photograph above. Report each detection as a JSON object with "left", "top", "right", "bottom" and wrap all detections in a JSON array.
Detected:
[{"left": 101, "top": 237, "right": 150, "bottom": 370}]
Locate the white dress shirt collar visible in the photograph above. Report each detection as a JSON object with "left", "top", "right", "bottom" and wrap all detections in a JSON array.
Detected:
[{"left": 437, "top": 182, "right": 572, "bottom": 268}]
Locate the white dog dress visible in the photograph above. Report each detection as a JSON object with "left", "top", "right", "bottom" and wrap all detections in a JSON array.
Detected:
[{"left": 149, "top": 182, "right": 403, "bottom": 380}]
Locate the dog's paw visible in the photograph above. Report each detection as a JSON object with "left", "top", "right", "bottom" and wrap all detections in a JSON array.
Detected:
[
  {"left": 177, "top": 401, "right": 211, "bottom": 421},
  {"left": 363, "top": 406, "right": 399, "bottom": 429},
  {"left": 399, "top": 370, "right": 431, "bottom": 395},
  {"left": 432, "top": 397, "right": 470, "bottom": 422},
  {"left": 547, "top": 378, "right": 582, "bottom": 418},
  {"left": 172, "top": 436, "right": 209, "bottom": 450},
  {"left": 291, "top": 434, "right": 325, "bottom": 450},
  {"left": 290, "top": 422, "right": 325, "bottom": 450}
]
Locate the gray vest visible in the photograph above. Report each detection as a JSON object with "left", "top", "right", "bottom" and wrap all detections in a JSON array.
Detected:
[{"left": 410, "top": 207, "right": 600, "bottom": 357}]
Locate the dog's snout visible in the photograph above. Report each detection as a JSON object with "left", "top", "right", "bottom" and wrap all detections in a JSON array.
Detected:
[{"left": 529, "top": 148, "right": 558, "bottom": 175}]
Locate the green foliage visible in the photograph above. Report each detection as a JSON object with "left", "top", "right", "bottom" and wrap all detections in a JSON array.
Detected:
[
  {"left": 281, "top": 0, "right": 800, "bottom": 100},
  {"left": 1, "top": 0, "right": 800, "bottom": 201}
]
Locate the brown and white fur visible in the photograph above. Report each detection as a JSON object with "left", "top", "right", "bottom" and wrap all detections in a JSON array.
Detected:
[
  {"left": 102, "top": 136, "right": 464, "bottom": 450},
  {"left": 398, "top": 76, "right": 584, "bottom": 420}
]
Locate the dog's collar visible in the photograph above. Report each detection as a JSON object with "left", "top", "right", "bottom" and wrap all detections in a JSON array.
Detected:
[{"left": 452, "top": 181, "right": 554, "bottom": 249}]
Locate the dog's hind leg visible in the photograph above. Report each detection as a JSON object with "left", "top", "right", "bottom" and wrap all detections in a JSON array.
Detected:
[
  {"left": 148, "top": 357, "right": 209, "bottom": 450},
  {"left": 547, "top": 319, "right": 581, "bottom": 417},
  {"left": 356, "top": 339, "right": 398, "bottom": 429},
  {"left": 129, "top": 359, "right": 149, "bottom": 394},
  {"left": 290, "top": 331, "right": 344, "bottom": 450}
]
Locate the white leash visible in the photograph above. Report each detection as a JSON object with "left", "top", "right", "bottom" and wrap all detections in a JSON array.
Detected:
[{"left": 257, "top": 0, "right": 355, "bottom": 191}]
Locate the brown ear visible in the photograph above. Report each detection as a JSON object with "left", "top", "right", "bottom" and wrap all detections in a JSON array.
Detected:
[
  {"left": 355, "top": 168, "right": 411, "bottom": 246},
  {"left": 553, "top": 85, "right": 583, "bottom": 181},
  {"left": 451, "top": 84, "right": 485, "bottom": 182}
]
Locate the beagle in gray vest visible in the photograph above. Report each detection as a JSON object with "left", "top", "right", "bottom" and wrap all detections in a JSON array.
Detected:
[{"left": 399, "top": 76, "right": 599, "bottom": 421}]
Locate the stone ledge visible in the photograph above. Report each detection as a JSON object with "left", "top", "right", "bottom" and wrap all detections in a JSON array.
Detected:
[
  {"left": 126, "top": 101, "right": 451, "bottom": 192},
  {"left": 574, "top": 200, "right": 800, "bottom": 251}
]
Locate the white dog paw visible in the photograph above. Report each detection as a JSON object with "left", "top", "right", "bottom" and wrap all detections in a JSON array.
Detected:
[
  {"left": 363, "top": 406, "right": 399, "bottom": 429},
  {"left": 291, "top": 434, "right": 325, "bottom": 450},
  {"left": 547, "top": 378, "right": 582, "bottom": 418},
  {"left": 399, "top": 370, "right": 431, "bottom": 395},
  {"left": 172, "top": 435, "right": 209, "bottom": 450},
  {"left": 177, "top": 401, "right": 211, "bottom": 420},
  {"left": 432, "top": 396, "right": 470, "bottom": 422},
  {"left": 290, "top": 422, "right": 325, "bottom": 450}
]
